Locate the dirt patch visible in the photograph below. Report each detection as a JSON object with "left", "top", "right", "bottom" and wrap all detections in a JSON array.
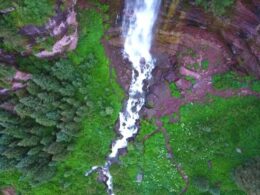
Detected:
[{"left": 1, "top": 187, "right": 16, "bottom": 195}]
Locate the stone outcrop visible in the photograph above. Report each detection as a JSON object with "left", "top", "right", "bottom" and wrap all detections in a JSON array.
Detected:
[
  {"left": 20, "top": 0, "right": 78, "bottom": 58},
  {"left": 106, "top": 0, "right": 260, "bottom": 86}
]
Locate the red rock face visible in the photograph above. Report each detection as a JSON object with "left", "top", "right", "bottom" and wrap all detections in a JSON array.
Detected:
[
  {"left": 106, "top": 0, "right": 260, "bottom": 86},
  {"left": 104, "top": 0, "right": 260, "bottom": 119}
]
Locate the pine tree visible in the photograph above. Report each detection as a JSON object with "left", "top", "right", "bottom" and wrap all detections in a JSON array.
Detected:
[
  {"left": 16, "top": 155, "right": 39, "bottom": 169},
  {"left": 26, "top": 81, "right": 41, "bottom": 96},
  {"left": 27, "top": 146, "right": 42, "bottom": 156},
  {"left": 2, "top": 147, "right": 27, "bottom": 159},
  {"left": 43, "top": 142, "right": 65, "bottom": 155},
  {"left": 17, "top": 135, "right": 39, "bottom": 147},
  {"left": 0, "top": 64, "right": 15, "bottom": 89},
  {"left": 51, "top": 61, "right": 77, "bottom": 82},
  {"left": 35, "top": 114, "right": 56, "bottom": 127}
]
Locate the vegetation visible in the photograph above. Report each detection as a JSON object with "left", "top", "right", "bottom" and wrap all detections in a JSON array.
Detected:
[
  {"left": 169, "top": 82, "right": 181, "bottom": 98},
  {"left": 0, "top": 0, "right": 55, "bottom": 52},
  {"left": 201, "top": 60, "right": 209, "bottom": 70},
  {"left": 0, "top": 3, "right": 124, "bottom": 194},
  {"left": 195, "top": 0, "right": 235, "bottom": 16},
  {"left": 0, "top": 57, "right": 98, "bottom": 185},
  {"left": 0, "top": 64, "right": 15, "bottom": 89},
  {"left": 2, "top": 0, "right": 55, "bottom": 26},
  {"left": 109, "top": 96, "right": 260, "bottom": 194},
  {"left": 212, "top": 71, "right": 260, "bottom": 92},
  {"left": 0, "top": 0, "right": 259, "bottom": 194}
]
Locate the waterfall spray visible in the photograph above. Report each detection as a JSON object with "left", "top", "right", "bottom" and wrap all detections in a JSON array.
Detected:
[{"left": 85, "top": 1, "right": 161, "bottom": 194}]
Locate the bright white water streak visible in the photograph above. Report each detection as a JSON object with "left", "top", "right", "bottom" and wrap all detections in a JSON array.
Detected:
[{"left": 85, "top": 1, "right": 161, "bottom": 194}]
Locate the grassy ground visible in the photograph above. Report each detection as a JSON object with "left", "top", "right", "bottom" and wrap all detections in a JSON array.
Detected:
[
  {"left": 110, "top": 96, "right": 260, "bottom": 194},
  {"left": 212, "top": 71, "right": 260, "bottom": 92},
  {"left": 0, "top": 5, "right": 124, "bottom": 195}
]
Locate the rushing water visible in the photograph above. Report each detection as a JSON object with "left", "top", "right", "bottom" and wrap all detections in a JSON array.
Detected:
[{"left": 85, "top": 1, "right": 161, "bottom": 194}]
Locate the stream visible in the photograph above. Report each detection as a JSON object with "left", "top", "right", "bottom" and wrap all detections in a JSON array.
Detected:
[{"left": 85, "top": 1, "right": 161, "bottom": 194}]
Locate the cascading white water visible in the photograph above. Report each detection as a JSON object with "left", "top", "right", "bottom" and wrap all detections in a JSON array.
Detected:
[{"left": 85, "top": 1, "right": 161, "bottom": 194}]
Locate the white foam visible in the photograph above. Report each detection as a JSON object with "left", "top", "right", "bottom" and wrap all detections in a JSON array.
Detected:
[{"left": 86, "top": 1, "right": 161, "bottom": 194}]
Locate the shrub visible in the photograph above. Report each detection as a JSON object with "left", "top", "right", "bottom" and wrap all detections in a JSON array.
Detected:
[{"left": 195, "top": 0, "right": 235, "bottom": 16}]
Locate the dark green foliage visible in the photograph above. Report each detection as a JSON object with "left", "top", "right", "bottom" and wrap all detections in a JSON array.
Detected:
[
  {"left": 0, "top": 3, "right": 124, "bottom": 193},
  {"left": 0, "top": 64, "right": 15, "bottom": 89},
  {"left": 251, "top": 80, "right": 260, "bottom": 92},
  {"left": 0, "top": 0, "right": 55, "bottom": 52},
  {"left": 193, "top": 176, "right": 210, "bottom": 192},
  {"left": 0, "top": 55, "right": 98, "bottom": 184},
  {"left": 201, "top": 60, "right": 209, "bottom": 70},
  {"left": 195, "top": 0, "right": 235, "bottom": 16},
  {"left": 169, "top": 82, "right": 181, "bottom": 98},
  {"left": 4, "top": 0, "right": 55, "bottom": 26},
  {"left": 213, "top": 71, "right": 258, "bottom": 91},
  {"left": 108, "top": 96, "right": 260, "bottom": 194},
  {"left": 213, "top": 71, "right": 243, "bottom": 89}
]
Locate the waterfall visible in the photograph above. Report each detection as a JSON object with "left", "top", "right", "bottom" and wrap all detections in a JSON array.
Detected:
[{"left": 85, "top": 1, "right": 161, "bottom": 194}]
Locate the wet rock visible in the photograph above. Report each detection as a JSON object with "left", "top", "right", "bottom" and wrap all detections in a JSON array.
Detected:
[
  {"left": 97, "top": 170, "right": 108, "bottom": 183},
  {"left": 176, "top": 78, "right": 192, "bottom": 90},
  {"left": 236, "top": 148, "right": 242, "bottom": 154},
  {"left": 0, "top": 49, "right": 16, "bottom": 65},
  {"left": 0, "top": 7, "right": 15, "bottom": 14},
  {"left": 185, "top": 7, "right": 209, "bottom": 28},
  {"left": 20, "top": 25, "right": 47, "bottom": 37},
  {"left": 145, "top": 99, "right": 155, "bottom": 109},
  {"left": 136, "top": 172, "right": 143, "bottom": 183},
  {"left": 164, "top": 71, "right": 178, "bottom": 83},
  {"left": 139, "top": 57, "right": 146, "bottom": 65},
  {"left": 118, "top": 147, "right": 128, "bottom": 156},
  {"left": 107, "top": 156, "right": 119, "bottom": 165}
]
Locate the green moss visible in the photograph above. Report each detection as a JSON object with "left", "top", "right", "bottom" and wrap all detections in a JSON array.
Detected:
[
  {"left": 186, "top": 76, "right": 196, "bottom": 85},
  {"left": 193, "top": 63, "right": 199, "bottom": 70},
  {"left": 201, "top": 60, "right": 209, "bottom": 70},
  {"left": 212, "top": 71, "right": 250, "bottom": 90},
  {"left": 195, "top": 0, "right": 235, "bottom": 16},
  {"left": 251, "top": 80, "right": 260, "bottom": 92},
  {"left": 169, "top": 82, "right": 181, "bottom": 98},
  {"left": 212, "top": 71, "right": 260, "bottom": 92}
]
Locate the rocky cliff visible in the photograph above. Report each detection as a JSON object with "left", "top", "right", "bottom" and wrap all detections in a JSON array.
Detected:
[
  {"left": 104, "top": 0, "right": 260, "bottom": 122},
  {"left": 105, "top": 0, "right": 260, "bottom": 88}
]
